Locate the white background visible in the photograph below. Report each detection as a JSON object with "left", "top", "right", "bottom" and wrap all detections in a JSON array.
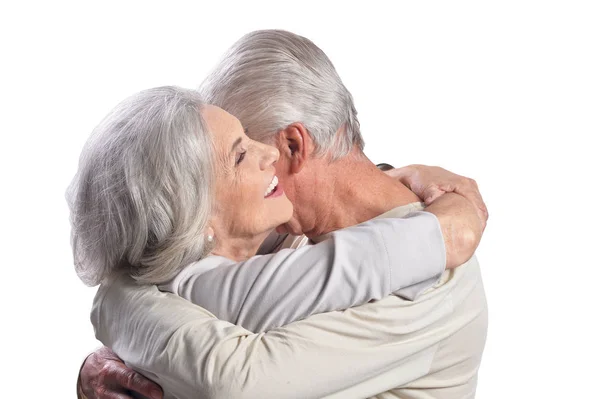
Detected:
[{"left": 1, "top": 1, "right": 598, "bottom": 398}]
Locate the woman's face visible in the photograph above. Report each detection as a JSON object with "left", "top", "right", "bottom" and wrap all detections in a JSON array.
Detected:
[{"left": 204, "top": 105, "right": 293, "bottom": 244}]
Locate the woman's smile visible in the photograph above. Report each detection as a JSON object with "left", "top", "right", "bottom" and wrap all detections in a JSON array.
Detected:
[{"left": 264, "top": 175, "right": 283, "bottom": 198}]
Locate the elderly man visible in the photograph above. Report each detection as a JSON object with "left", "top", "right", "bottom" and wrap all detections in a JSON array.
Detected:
[{"left": 79, "top": 30, "right": 488, "bottom": 398}]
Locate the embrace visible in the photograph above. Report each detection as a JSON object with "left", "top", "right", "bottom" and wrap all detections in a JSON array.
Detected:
[{"left": 70, "top": 30, "right": 488, "bottom": 399}]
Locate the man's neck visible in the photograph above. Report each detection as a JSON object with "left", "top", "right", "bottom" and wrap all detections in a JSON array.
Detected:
[{"left": 303, "top": 150, "right": 421, "bottom": 238}]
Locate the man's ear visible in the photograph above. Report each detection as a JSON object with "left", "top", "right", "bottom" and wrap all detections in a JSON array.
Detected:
[{"left": 275, "top": 122, "right": 314, "bottom": 174}]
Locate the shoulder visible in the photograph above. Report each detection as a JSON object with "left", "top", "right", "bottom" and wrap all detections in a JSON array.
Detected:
[
  {"left": 91, "top": 272, "right": 219, "bottom": 343},
  {"left": 157, "top": 255, "right": 233, "bottom": 294}
]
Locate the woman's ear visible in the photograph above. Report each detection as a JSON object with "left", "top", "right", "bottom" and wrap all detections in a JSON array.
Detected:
[
  {"left": 204, "top": 226, "right": 215, "bottom": 244},
  {"left": 277, "top": 122, "right": 314, "bottom": 174}
]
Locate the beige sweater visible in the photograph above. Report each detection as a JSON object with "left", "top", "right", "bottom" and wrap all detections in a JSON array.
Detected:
[{"left": 92, "top": 203, "right": 487, "bottom": 398}]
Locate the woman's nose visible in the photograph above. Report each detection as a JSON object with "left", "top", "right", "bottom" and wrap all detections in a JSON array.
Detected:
[{"left": 260, "top": 144, "right": 280, "bottom": 170}]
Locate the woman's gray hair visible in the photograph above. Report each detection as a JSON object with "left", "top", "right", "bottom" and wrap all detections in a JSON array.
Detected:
[
  {"left": 199, "top": 29, "right": 364, "bottom": 160},
  {"left": 67, "top": 86, "right": 214, "bottom": 286}
]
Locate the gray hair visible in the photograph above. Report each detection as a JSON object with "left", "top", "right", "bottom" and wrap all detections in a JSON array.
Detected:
[
  {"left": 199, "top": 29, "right": 364, "bottom": 159},
  {"left": 67, "top": 86, "right": 214, "bottom": 286}
]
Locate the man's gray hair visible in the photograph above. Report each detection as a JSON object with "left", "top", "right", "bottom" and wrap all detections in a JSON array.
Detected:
[
  {"left": 200, "top": 29, "right": 364, "bottom": 159},
  {"left": 67, "top": 86, "right": 214, "bottom": 286}
]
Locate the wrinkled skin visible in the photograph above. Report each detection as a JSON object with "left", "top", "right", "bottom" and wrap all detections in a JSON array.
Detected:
[
  {"left": 78, "top": 346, "right": 162, "bottom": 399},
  {"left": 385, "top": 164, "right": 489, "bottom": 231}
]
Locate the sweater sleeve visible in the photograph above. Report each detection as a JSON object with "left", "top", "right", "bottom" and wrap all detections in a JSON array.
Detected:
[{"left": 159, "top": 211, "right": 445, "bottom": 333}]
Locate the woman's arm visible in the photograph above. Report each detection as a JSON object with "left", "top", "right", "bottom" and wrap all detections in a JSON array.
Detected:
[
  {"left": 81, "top": 165, "right": 488, "bottom": 398},
  {"left": 384, "top": 164, "right": 488, "bottom": 229},
  {"left": 159, "top": 211, "right": 446, "bottom": 333},
  {"left": 93, "top": 253, "right": 484, "bottom": 399}
]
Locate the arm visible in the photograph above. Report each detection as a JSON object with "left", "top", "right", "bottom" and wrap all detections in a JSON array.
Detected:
[
  {"left": 160, "top": 212, "right": 446, "bottom": 333},
  {"left": 81, "top": 165, "right": 488, "bottom": 398},
  {"left": 78, "top": 347, "right": 163, "bottom": 399},
  {"left": 79, "top": 202, "right": 480, "bottom": 398},
  {"left": 95, "top": 277, "right": 381, "bottom": 399},
  {"left": 383, "top": 164, "right": 488, "bottom": 267},
  {"left": 424, "top": 193, "right": 483, "bottom": 269},
  {"left": 379, "top": 193, "right": 483, "bottom": 301},
  {"left": 385, "top": 164, "right": 488, "bottom": 229},
  {"left": 93, "top": 254, "right": 484, "bottom": 399}
]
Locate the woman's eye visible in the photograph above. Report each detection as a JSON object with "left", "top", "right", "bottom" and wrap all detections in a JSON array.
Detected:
[{"left": 235, "top": 151, "right": 247, "bottom": 165}]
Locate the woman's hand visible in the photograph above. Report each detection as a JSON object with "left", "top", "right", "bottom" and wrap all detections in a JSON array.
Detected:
[
  {"left": 385, "top": 164, "right": 489, "bottom": 231},
  {"left": 78, "top": 346, "right": 163, "bottom": 399}
]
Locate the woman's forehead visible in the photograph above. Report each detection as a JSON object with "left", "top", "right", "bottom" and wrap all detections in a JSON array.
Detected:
[{"left": 202, "top": 105, "right": 243, "bottom": 144}]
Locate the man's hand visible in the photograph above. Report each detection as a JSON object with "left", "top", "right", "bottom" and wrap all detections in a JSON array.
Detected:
[
  {"left": 385, "top": 164, "right": 488, "bottom": 231},
  {"left": 79, "top": 346, "right": 163, "bottom": 399}
]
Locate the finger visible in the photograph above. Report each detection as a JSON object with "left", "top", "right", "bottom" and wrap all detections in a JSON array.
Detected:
[
  {"left": 112, "top": 366, "right": 163, "bottom": 399},
  {"left": 436, "top": 182, "right": 456, "bottom": 193}
]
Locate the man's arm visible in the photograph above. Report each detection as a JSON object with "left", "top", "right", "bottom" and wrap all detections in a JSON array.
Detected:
[{"left": 78, "top": 347, "right": 162, "bottom": 399}]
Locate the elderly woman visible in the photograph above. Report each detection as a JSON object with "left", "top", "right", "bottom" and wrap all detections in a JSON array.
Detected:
[{"left": 70, "top": 86, "right": 483, "bottom": 398}]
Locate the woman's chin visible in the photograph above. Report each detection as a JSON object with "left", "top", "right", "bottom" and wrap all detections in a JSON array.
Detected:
[
  {"left": 263, "top": 192, "right": 294, "bottom": 234},
  {"left": 269, "top": 204, "right": 294, "bottom": 235}
]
